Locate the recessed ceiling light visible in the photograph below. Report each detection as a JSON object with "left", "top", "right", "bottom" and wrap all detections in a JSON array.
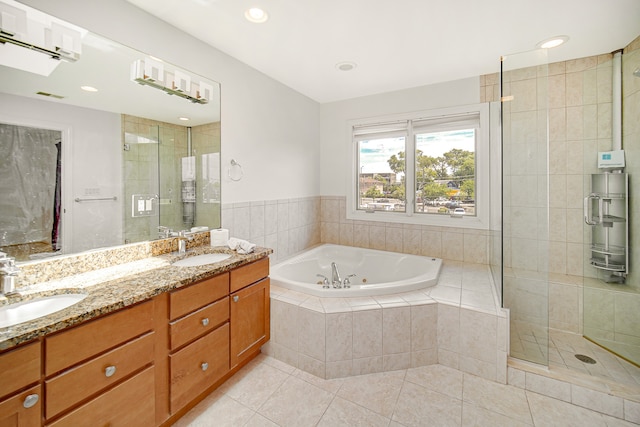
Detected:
[
  {"left": 244, "top": 7, "right": 269, "bottom": 23},
  {"left": 80, "top": 85, "right": 98, "bottom": 92},
  {"left": 179, "top": 117, "right": 190, "bottom": 121},
  {"left": 336, "top": 61, "right": 357, "bottom": 72},
  {"left": 536, "top": 35, "right": 569, "bottom": 49}
]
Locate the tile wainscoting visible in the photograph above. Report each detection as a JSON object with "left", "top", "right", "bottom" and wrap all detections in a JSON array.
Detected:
[{"left": 221, "top": 195, "right": 490, "bottom": 265}]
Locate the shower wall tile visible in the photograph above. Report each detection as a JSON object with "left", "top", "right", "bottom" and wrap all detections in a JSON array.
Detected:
[{"left": 549, "top": 282, "right": 580, "bottom": 333}]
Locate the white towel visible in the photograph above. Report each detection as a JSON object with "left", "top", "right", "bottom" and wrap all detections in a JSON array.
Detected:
[{"left": 227, "top": 237, "right": 256, "bottom": 255}]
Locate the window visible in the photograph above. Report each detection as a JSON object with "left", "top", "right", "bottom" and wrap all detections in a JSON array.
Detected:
[{"left": 347, "top": 104, "right": 489, "bottom": 229}]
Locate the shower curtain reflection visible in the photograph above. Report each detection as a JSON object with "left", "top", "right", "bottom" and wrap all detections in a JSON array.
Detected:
[{"left": 0, "top": 123, "right": 62, "bottom": 260}]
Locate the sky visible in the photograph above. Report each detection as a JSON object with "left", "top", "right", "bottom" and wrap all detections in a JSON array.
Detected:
[{"left": 359, "top": 129, "right": 475, "bottom": 174}]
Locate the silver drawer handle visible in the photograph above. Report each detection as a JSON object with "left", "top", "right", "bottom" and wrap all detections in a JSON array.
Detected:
[
  {"left": 201, "top": 318, "right": 209, "bottom": 326},
  {"left": 233, "top": 295, "right": 239, "bottom": 302},
  {"left": 201, "top": 362, "right": 209, "bottom": 371},
  {"left": 23, "top": 394, "right": 39, "bottom": 409},
  {"left": 105, "top": 365, "right": 117, "bottom": 377}
]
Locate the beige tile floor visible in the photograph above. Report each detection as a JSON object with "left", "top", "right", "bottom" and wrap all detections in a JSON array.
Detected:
[{"left": 173, "top": 353, "right": 638, "bottom": 427}]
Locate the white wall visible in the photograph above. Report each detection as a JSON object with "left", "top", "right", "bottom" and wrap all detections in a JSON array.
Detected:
[
  {"left": 0, "top": 93, "right": 122, "bottom": 253},
  {"left": 319, "top": 77, "right": 481, "bottom": 196},
  {"left": 18, "top": 0, "right": 321, "bottom": 204}
]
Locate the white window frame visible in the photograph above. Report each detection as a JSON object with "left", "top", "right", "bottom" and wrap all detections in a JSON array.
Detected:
[{"left": 346, "top": 103, "right": 490, "bottom": 230}]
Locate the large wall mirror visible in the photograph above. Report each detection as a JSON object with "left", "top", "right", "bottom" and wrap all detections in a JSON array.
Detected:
[{"left": 0, "top": 0, "right": 221, "bottom": 262}]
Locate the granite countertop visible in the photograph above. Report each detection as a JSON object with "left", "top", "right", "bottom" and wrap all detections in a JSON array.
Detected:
[{"left": 0, "top": 246, "right": 272, "bottom": 351}]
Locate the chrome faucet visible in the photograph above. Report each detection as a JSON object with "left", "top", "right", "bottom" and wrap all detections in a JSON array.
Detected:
[
  {"left": 176, "top": 230, "right": 194, "bottom": 254},
  {"left": 331, "top": 262, "right": 341, "bottom": 288},
  {"left": 0, "top": 252, "right": 20, "bottom": 296}
]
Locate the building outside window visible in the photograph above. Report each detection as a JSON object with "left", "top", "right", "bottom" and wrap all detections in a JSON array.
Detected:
[{"left": 347, "top": 104, "right": 490, "bottom": 229}]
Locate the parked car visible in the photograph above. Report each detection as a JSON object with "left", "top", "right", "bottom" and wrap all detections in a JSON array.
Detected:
[{"left": 452, "top": 207, "right": 465, "bottom": 216}]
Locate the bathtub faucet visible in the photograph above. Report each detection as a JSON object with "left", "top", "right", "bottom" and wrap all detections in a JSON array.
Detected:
[{"left": 331, "top": 262, "right": 341, "bottom": 288}]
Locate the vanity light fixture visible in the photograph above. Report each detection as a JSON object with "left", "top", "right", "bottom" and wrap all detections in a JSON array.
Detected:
[
  {"left": 336, "top": 61, "right": 357, "bottom": 71},
  {"left": 131, "top": 58, "right": 213, "bottom": 104},
  {"left": 0, "top": 2, "right": 82, "bottom": 62},
  {"left": 244, "top": 7, "right": 269, "bottom": 23},
  {"left": 536, "top": 35, "right": 569, "bottom": 49}
]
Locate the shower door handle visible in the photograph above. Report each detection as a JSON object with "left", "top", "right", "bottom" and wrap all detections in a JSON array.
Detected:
[{"left": 584, "top": 194, "right": 600, "bottom": 225}]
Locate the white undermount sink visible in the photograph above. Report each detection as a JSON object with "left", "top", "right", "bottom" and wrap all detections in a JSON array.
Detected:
[
  {"left": 0, "top": 293, "right": 87, "bottom": 328},
  {"left": 172, "top": 253, "right": 232, "bottom": 267}
]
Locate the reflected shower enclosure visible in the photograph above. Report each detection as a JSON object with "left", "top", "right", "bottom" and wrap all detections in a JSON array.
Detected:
[{"left": 123, "top": 114, "right": 221, "bottom": 244}]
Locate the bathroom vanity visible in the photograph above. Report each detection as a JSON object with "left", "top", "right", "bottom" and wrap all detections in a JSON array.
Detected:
[{"left": 0, "top": 247, "right": 271, "bottom": 427}]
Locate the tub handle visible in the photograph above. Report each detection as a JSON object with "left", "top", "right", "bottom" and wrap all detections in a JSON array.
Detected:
[
  {"left": 342, "top": 274, "right": 356, "bottom": 288},
  {"left": 316, "top": 274, "right": 330, "bottom": 289}
]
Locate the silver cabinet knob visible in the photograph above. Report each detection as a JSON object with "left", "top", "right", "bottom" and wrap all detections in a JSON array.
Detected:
[
  {"left": 105, "top": 365, "right": 117, "bottom": 377},
  {"left": 201, "top": 318, "right": 209, "bottom": 326},
  {"left": 201, "top": 362, "right": 209, "bottom": 371},
  {"left": 23, "top": 394, "right": 39, "bottom": 409},
  {"left": 233, "top": 295, "right": 239, "bottom": 302}
]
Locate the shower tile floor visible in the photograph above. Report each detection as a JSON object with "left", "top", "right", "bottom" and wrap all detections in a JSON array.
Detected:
[
  {"left": 511, "top": 320, "right": 640, "bottom": 397},
  {"left": 174, "top": 352, "right": 639, "bottom": 426}
]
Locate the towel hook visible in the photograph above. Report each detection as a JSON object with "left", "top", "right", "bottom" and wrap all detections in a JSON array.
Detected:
[{"left": 228, "top": 159, "right": 244, "bottom": 181}]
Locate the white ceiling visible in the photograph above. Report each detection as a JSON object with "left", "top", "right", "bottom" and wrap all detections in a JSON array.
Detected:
[{"left": 126, "top": 0, "right": 640, "bottom": 103}]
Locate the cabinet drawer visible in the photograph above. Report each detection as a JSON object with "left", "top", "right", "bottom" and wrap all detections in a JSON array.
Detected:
[
  {"left": 170, "top": 297, "right": 229, "bottom": 350},
  {"left": 230, "top": 257, "right": 269, "bottom": 293},
  {"left": 0, "top": 384, "right": 41, "bottom": 427},
  {"left": 45, "top": 301, "right": 153, "bottom": 376},
  {"left": 170, "top": 273, "right": 229, "bottom": 321},
  {"left": 170, "top": 323, "right": 229, "bottom": 413},
  {"left": 0, "top": 341, "right": 40, "bottom": 400},
  {"left": 47, "top": 366, "right": 155, "bottom": 427},
  {"left": 45, "top": 332, "right": 154, "bottom": 419}
]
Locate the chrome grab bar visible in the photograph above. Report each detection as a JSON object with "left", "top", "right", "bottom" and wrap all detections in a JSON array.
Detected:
[
  {"left": 584, "top": 193, "right": 600, "bottom": 225},
  {"left": 75, "top": 196, "right": 118, "bottom": 202}
]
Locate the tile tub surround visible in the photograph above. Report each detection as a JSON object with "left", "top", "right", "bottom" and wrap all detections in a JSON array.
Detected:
[
  {"left": 0, "top": 244, "right": 272, "bottom": 350},
  {"left": 263, "top": 261, "right": 510, "bottom": 384}
]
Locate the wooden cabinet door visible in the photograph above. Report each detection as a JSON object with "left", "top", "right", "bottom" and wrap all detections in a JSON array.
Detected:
[
  {"left": 0, "top": 385, "right": 41, "bottom": 427},
  {"left": 230, "top": 278, "right": 270, "bottom": 368},
  {"left": 0, "top": 342, "right": 40, "bottom": 402}
]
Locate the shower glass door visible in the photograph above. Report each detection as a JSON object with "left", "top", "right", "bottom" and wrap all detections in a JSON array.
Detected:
[
  {"left": 583, "top": 42, "right": 640, "bottom": 367},
  {"left": 501, "top": 49, "right": 551, "bottom": 365},
  {"left": 123, "top": 121, "right": 160, "bottom": 244}
]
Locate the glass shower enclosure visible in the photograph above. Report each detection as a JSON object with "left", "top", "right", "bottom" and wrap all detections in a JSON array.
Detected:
[{"left": 500, "top": 49, "right": 550, "bottom": 365}]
